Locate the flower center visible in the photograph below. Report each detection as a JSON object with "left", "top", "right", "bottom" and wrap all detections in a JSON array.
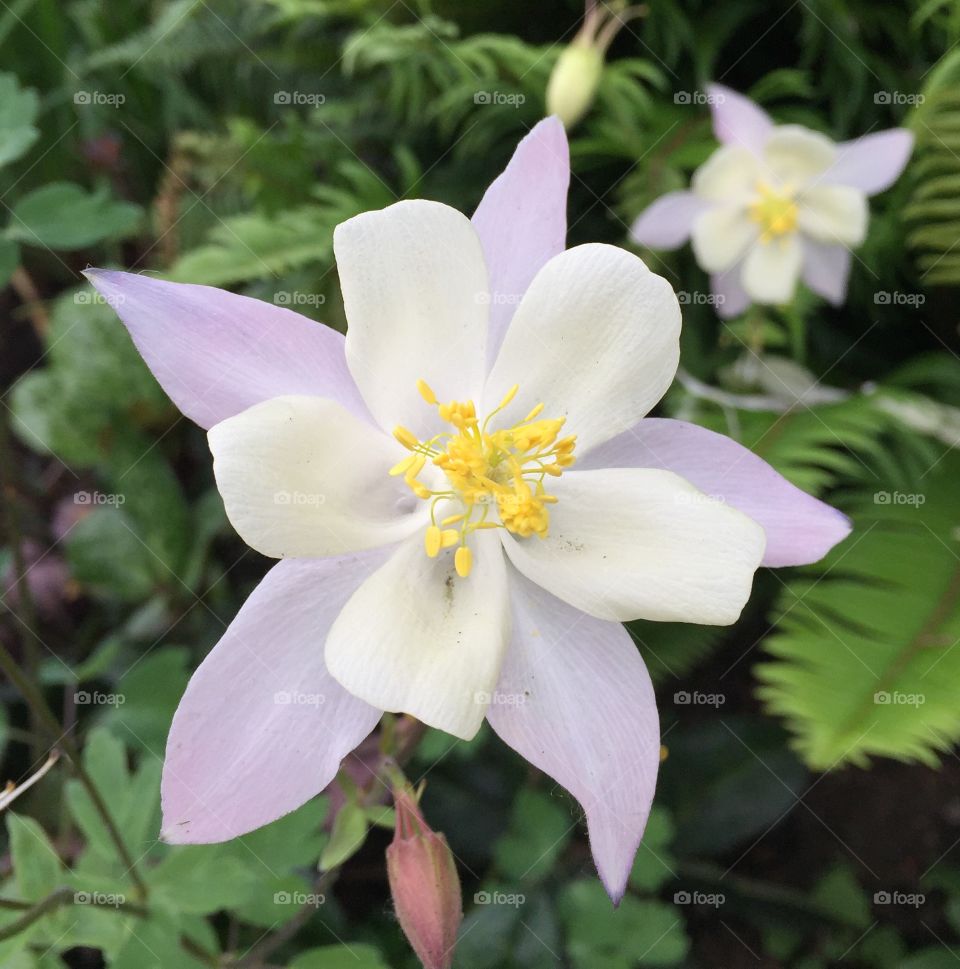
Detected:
[
  {"left": 390, "top": 381, "right": 576, "bottom": 578},
  {"left": 748, "top": 181, "right": 798, "bottom": 242}
]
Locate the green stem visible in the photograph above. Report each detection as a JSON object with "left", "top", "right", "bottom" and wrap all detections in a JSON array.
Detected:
[
  {"left": 0, "top": 887, "right": 149, "bottom": 942},
  {"left": 0, "top": 642, "right": 149, "bottom": 900},
  {"left": 0, "top": 408, "right": 42, "bottom": 759}
]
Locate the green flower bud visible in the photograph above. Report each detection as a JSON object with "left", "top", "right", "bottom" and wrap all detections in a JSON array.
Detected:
[{"left": 545, "top": 2, "right": 649, "bottom": 129}]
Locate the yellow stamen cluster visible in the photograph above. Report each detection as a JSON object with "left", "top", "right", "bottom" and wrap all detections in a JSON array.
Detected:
[
  {"left": 390, "top": 381, "right": 576, "bottom": 578},
  {"left": 748, "top": 181, "right": 799, "bottom": 242}
]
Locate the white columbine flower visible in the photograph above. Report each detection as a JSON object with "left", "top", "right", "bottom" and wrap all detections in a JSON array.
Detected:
[
  {"left": 631, "top": 84, "right": 913, "bottom": 316},
  {"left": 87, "top": 118, "right": 850, "bottom": 903}
]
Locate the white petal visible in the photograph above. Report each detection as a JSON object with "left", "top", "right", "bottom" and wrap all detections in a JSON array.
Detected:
[
  {"left": 692, "top": 145, "right": 762, "bottom": 203},
  {"left": 802, "top": 239, "right": 852, "bottom": 305},
  {"left": 501, "top": 468, "right": 766, "bottom": 624},
  {"left": 741, "top": 235, "right": 804, "bottom": 305},
  {"left": 762, "top": 126, "right": 836, "bottom": 185},
  {"left": 797, "top": 185, "right": 868, "bottom": 246},
  {"left": 209, "top": 395, "right": 424, "bottom": 558},
  {"left": 484, "top": 244, "right": 680, "bottom": 451},
  {"left": 334, "top": 200, "right": 490, "bottom": 438},
  {"left": 691, "top": 206, "right": 758, "bottom": 273},
  {"left": 325, "top": 531, "right": 510, "bottom": 740},
  {"left": 487, "top": 573, "right": 660, "bottom": 903}
]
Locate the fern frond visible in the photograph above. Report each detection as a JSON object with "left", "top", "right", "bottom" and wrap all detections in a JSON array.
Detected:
[
  {"left": 168, "top": 147, "right": 420, "bottom": 286},
  {"left": 905, "top": 53, "right": 960, "bottom": 286},
  {"left": 755, "top": 455, "right": 960, "bottom": 770}
]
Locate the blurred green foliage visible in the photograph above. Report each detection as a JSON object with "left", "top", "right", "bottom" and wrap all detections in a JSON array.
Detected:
[{"left": 1, "top": 0, "right": 959, "bottom": 967}]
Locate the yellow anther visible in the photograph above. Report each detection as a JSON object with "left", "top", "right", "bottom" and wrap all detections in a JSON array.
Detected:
[
  {"left": 425, "top": 525, "right": 442, "bottom": 558},
  {"left": 394, "top": 426, "right": 420, "bottom": 450},
  {"left": 403, "top": 453, "right": 426, "bottom": 483},
  {"left": 455, "top": 545, "right": 473, "bottom": 578},
  {"left": 417, "top": 379, "right": 437, "bottom": 405},
  {"left": 389, "top": 454, "right": 417, "bottom": 476},
  {"left": 499, "top": 384, "right": 519, "bottom": 409},
  {"left": 440, "top": 529, "right": 460, "bottom": 549},
  {"left": 748, "top": 181, "right": 799, "bottom": 242},
  {"left": 522, "top": 402, "right": 545, "bottom": 422},
  {"left": 390, "top": 381, "right": 575, "bottom": 577}
]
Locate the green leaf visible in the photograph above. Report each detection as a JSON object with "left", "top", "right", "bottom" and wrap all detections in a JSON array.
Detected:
[
  {"left": 7, "top": 813, "right": 62, "bottom": 900},
  {"left": 809, "top": 864, "right": 871, "bottom": 930},
  {"left": 168, "top": 205, "right": 335, "bottom": 286},
  {"left": 756, "top": 454, "right": 960, "bottom": 769},
  {"left": 0, "top": 72, "right": 39, "bottom": 168},
  {"left": 65, "top": 727, "right": 161, "bottom": 870},
  {"left": 65, "top": 507, "right": 163, "bottom": 601},
  {"left": 901, "top": 949, "right": 960, "bottom": 969},
  {"left": 111, "top": 912, "right": 210, "bottom": 969},
  {"left": 0, "top": 236, "right": 19, "bottom": 286},
  {"left": 10, "top": 288, "right": 171, "bottom": 466},
  {"left": 320, "top": 801, "right": 368, "bottom": 870},
  {"left": 101, "top": 648, "right": 192, "bottom": 754},
  {"left": 457, "top": 890, "right": 559, "bottom": 969},
  {"left": 559, "top": 881, "right": 689, "bottom": 967},
  {"left": 218, "top": 798, "right": 330, "bottom": 926},
  {"left": 147, "top": 847, "right": 260, "bottom": 915},
  {"left": 628, "top": 808, "right": 676, "bottom": 893},
  {"left": 493, "top": 788, "right": 572, "bottom": 883},
  {"left": 288, "top": 944, "right": 392, "bottom": 969},
  {"left": 8, "top": 183, "right": 140, "bottom": 250}
]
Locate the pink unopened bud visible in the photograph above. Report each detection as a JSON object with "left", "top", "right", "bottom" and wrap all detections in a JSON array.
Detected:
[{"left": 386, "top": 785, "right": 462, "bottom": 969}]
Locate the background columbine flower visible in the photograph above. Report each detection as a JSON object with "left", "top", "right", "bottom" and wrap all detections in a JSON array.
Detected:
[
  {"left": 87, "top": 117, "right": 849, "bottom": 904},
  {"left": 630, "top": 83, "right": 913, "bottom": 317}
]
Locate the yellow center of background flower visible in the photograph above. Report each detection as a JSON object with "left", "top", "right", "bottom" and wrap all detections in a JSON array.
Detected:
[
  {"left": 390, "top": 380, "right": 576, "bottom": 578},
  {"left": 748, "top": 181, "right": 799, "bottom": 242}
]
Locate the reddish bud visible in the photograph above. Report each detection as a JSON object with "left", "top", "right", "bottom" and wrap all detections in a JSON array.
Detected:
[{"left": 386, "top": 785, "right": 462, "bottom": 969}]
